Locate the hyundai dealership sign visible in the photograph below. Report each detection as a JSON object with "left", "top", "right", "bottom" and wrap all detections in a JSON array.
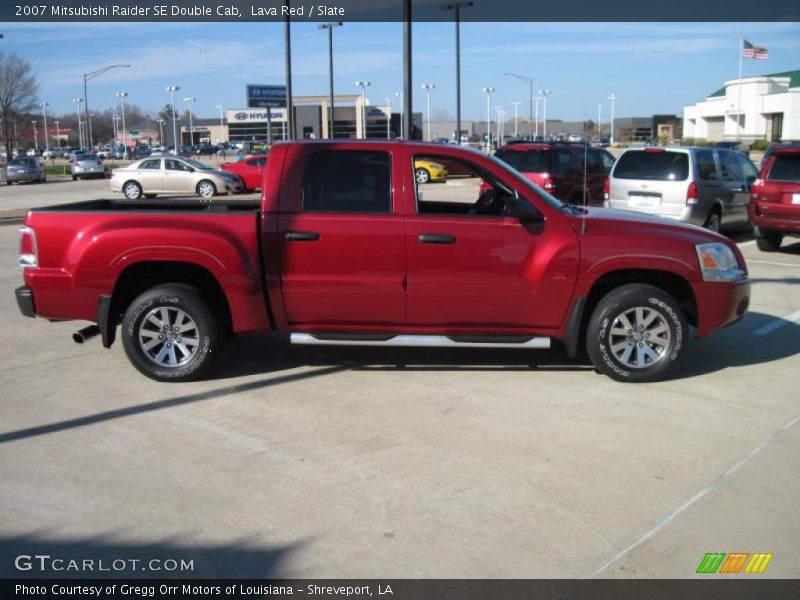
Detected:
[
  {"left": 246, "top": 85, "right": 287, "bottom": 109},
  {"left": 227, "top": 108, "right": 287, "bottom": 123}
]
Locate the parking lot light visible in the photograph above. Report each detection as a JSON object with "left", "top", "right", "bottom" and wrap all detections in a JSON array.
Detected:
[
  {"left": 54, "top": 120, "right": 60, "bottom": 149},
  {"left": 184, "top": 96, "right": 197, "bottom": 147},
  {"left": 421, "top": 83, "right": 435, "bottom": 141},
  {"left": 511, "top": 101, "right": 521, "bottom": 138},
  {"left": 39, "top": 102, "right": 50, "bottom": 151},
  {"left": 504, "top": 72, "right": 534, "bottom": 139},
  {"left": 83, "top": 64, "right": 130, "bottom": 148},
  {"left": 394, "top": 92, "right": 404, "bottom": 139},
  {"left": 482, "top": 86, "right": 495, "bottom": 151},
  {"left": 443, "top": 2, "right": 473, "bottom": 145},
  {"left": 214, "top": 104, "right": 224, "bottom": 143},
  {"left": 116, "top": 92, "right": 129, "bottom": 158},
  {"left": 166, "top": 86, "right": 180, "bottom": 150},
  {"left": 31, "top": 120, "right": 37, "bottom": 150},
  {"left": 319, "top": 22, "right": 343, "bottom": 139},
  {"left": 72, "top": 98, "right": 84, "bottom": 149},
  {"left": 608, "top": 93, "right": 617, "bottom": 145},
  {"left": 539, "top": 89, "right": 551, "bottom": 138},
  {"left": 354, "top": 81, "right": 371, "bottom": 139},
  {"left": 385, "top": 98, "right": 393, "bottom": 139}
]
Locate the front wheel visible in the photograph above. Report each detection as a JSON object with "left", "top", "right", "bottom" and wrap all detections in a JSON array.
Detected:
[
  {"left": 586, "top": 284, "right": 686, "bottom": 383},
  {"left": 415, "top": 168, "right": 431, "bottom": 184},
  {"left": 704, "top": 209, "right": 721, "bottom": 233},
  {"left": 121, "top": 284, "right": 220, "bottom": 382},
  {"left": 123, "top": 181, "right": 143, "bottom": 200},
  {"left": 197, "top": 180, "right": 217, "bottom": 199}
]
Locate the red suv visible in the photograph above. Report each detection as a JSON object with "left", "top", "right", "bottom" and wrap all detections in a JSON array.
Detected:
[
  {"left": 494, "top": 143, "right": 616, "bottom": 206},
  {"left": 749, "top": 146, "right": 800, "bottom": 251}
]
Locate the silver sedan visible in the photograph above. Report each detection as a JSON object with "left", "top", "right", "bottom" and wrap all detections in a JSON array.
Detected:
[
  {"left": 109, "top": 157, "right": 244, "bottom": 200},
  {"left": 71, "top": 155, "right": 105, "bottom": 180}
]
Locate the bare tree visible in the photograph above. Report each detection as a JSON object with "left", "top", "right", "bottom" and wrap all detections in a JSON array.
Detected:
[{"left": 0, "top": 51, "right": 40, "bottom": 158}]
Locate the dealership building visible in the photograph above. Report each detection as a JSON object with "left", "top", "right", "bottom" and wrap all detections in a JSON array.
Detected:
[{"left": 683, "top": 69, "right": 800, "bottom": 142}]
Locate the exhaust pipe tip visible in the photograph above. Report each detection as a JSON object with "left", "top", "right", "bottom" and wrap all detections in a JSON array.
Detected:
[{"left": 73, "top": 325, "right": 100, "bottom": 344}]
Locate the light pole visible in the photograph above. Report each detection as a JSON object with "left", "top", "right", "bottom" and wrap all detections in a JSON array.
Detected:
[
  {"left": 215, "top": 103, "right": 224, "bottom": 143},
  {"left": 421, "top": 83, "right": 435, "bottom": 141},
  {"left": 608, "top": 93, "right": 617, "bottom": 145},
  {"left": 166, "top": 85, "right": 180, "bottom": 149},
  {"left": 534, "top": 95, "right": 542, "bottom": 138},
  {"left": 156, "top": 119, "right": 165, "bottom": 145},
  {"left": 354, "top": 81, "right": 371, "bottom": 139},
  {"left": 184, "top": 97, "right": 196, "bottom": 147},
  {"left": 597, "top": 103, "right": 602, "bottom": 140},
  {"left": 54, "top": 120, "right": 60, "bottom": 148},
  {"left": 394, "top": 92, "right": 404, "bottom": 139},
  {"left": 318, "top": 22, "right": 342, "bottom": 139},
  {"left": 83, "top": 64, "right": 130, "bottom": 148},
  {"left": 31, "top": 120, "right": 38, "bottom": 150},
  {"left": 539, "top": 89, "right": 551, "bottom": 139},
  {"left": 39, "top": 102, "right": 49, "bottom": 151},
  {"left": 116, "top": 92, "right": 128, "bottom": 158},
  {"left": 443, "top": 1, "right": 473, "bottom": 145},
  {"left": 504, "top": 72, "right": 534, "bottom": 139},
  {"left": 495, "top": 105, "right": 503, "bottom": 145},
  {"left": 511, "top": 101, "right": 521, "bottom": 138},
  {"left": 72, "top": 98, "right": 84, "bottom": 148},
  {"left": 482, "top": 87, "right": 494, "bottom": 152},
  {"left": 385, "top": 98, "right": 393, "bottom": 139}
]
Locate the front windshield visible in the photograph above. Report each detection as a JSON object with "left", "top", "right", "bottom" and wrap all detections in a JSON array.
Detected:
[
  {"left": 181, "top": 158, "right": 213, "bottom": 171},
  {"left": 485, "top": 152, "right": 567, "bottom": 211}
]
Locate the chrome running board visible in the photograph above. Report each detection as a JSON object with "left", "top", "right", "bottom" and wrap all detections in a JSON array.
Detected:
[{"left": 290, "top": 333, "right": 551, "bottom": 349}]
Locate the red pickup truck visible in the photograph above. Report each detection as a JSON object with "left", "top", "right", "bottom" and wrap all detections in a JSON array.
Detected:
[{"left": 15, "top": 141, "right": 751, "bottom": 383}]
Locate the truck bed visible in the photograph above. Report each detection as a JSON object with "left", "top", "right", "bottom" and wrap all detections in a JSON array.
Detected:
[{"left": 28, "top": 198, "right": 262, "bottom": 214}]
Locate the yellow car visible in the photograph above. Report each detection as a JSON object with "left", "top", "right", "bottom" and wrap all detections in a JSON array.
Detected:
[{"left": 414, "top": 159, "right": 448, "bottom": 184}]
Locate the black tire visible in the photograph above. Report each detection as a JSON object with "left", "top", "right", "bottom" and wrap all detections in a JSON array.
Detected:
[
  {"left": 756, "top": 230, "right": 782, "bottom": 252},
  {"left": 197, "top": 180, "right": 217, "bottom": 199},
  {"left": 415, "top": 168, "right": 431, "bottom": 184},
  {"left": 704, "top": 208, "right": 721, "bottom": 233},
  {"left": 123, "top": 180, "right": 143, "bottom": 200},
  {"left": 121, "top": 284, "right": 220, "bottom": 382},
  {"left": 586, "top": 284, "right": 687, "bottom": 383},
  {"left": 72, "top": 175, "right": 77, "bottom": 181}
]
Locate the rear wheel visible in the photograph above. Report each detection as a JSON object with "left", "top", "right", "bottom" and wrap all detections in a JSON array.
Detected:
[
  {"left": 704, "top": 208, "right": 721, "bottom": 233},
  {"left": 415, "top": 168, "right": 431, "bottom": 184},
  {"left": 756, "top": 230, "right": 783, "bottom": 252},
  {"left": 197, "top": 180, "right": 217, "bottom": 199},
  {"left": 586, "top": 284, "right": 686, "bottom": 383},
  {"left": 123, "top": 180, "right": 143, "bottom": 200},
  {"left": 121, "top": 284, "right": 220, "bottom": 382}
]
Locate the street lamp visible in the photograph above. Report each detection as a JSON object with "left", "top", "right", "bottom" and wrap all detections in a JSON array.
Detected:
[
  {"left": 385, "top": 98, "right": 393, "bottom": 139},
  {"left": 443, "top": 1, "right": 473, "bottom": 145},
  {"left": 608, "top": 93, "right": 617, "bottom": 145},
  {"left": 156, "top": 119, "right": 165, "bottom": 145},
  {"left": 215, "top": 103, "right": 224, "bottom": 143},
  {"left": 116, "top": 92, "right": 129, "bottom": 158},
  {"left": 539, "top": 89, "right": 551, "bottom": 138},
  {"left": 166, "top": 85, "right": 180, "bottom": 149},
  {"left": 83, "top": 64, "right": 130, "bottom": 148},
  {"left": 318, "top": 22, "right": 343, "bottom": 139},
  {"left": 504, "top": 72, "right": 534, "bottom": 139},
  {"left": 394, "top": 92, "right": 404, "bottom": 139},
  {"left": 184, "top": 97, "right": 196, "bottom": 147},
  {"left": 39, "top": 102, "right": 49, "bottom": 151},
  {"left": 597, "top": 103, "right": 602, "bottom": 140},
  {"left": 354, "top": 81, "right": 371, "bottom": 139},
  {"left": 495, "top": 105, "right": 503, "bottom": 145},
  {"left": 482, "top": 87, "right": 494, "bottom": 152},
  {"left": 54, "top": 120, "right": 60, "bottom": 148},
  {"left": 72, "top": 98, "right": 84, "bottom": 148},
  {"left": 511, "top": 101, "right": 521, "bottom": 138},
  {"left": 421, "top": 83, "right": 435, "bottom": 141},
  {"left": 31, "top": 120, "right": 38, "bottom": 150}
]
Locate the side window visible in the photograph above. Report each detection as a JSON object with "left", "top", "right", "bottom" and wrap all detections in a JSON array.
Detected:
[
  {"left": 552, "top": 149, "right": 573, "bottom": 176},
  {"left": 586, "top": 150, "right": 604, "bottom": 174},
  {"left": 599, "top": 150, "right": 616, "bottom": 173},
  {"left": 165, "top": 159, "right": 188, "bottom": 171},
  {"left": 255, "top": 157, "right": 267, "bottom": 167},
  {"left": 302, "top": 150, "right": 391, "bottom": 214},
  {"left": 737, "top": 154, "right": 758, "bottom": 181},
  {"left": 414, "top": 154, "right": 514, "bottom": 218},
  {"left": 695, "top": 150, "right": 717, "bottom": 181},
  {"left": 719, "top": 151, "right": 743, "bottom": 181},
  {"left": 140, "top": 159, "right": 161, "bottom": 170}
]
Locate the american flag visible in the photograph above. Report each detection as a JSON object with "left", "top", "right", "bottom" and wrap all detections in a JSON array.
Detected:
[{"left": 742, "top": 40, "right": 769, "bottom": 60}]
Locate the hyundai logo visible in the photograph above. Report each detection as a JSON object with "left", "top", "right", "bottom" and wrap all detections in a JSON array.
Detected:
[{"left": 234, "top": 112, "right": 248, "bottom": 121}]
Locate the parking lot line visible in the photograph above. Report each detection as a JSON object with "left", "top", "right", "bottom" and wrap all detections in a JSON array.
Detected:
[
  {"left": 585, "top": 414, "right": 800, "bottom": 579},
  {"left": 737, "top": 240, "right": 757, "bottom": 248},
  {"left": 747, "top": 259, "right": 800, "bottom": 269},
  {"left": 753, "top": 309, "right": 800, "bottom": 336}
]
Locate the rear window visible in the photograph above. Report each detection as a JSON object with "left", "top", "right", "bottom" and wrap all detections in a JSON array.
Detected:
[
  {"left": 302, "top": 150, "right": 391, "bottom": 214},
  {"left": 9, "top": 159, "right": 32, "bottom": 166},
  {"left": 494, "top": 149, "right": 549, "bottom": 173},
  {"left": 767, "top": 155, "right": 800, "bottom": 182},
  {"left": 613, "top": 151, "right": 689, "bottom": 181}
]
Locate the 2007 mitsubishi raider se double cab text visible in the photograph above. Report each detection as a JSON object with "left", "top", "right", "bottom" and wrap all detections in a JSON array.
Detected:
[{"left": 15, "top": 141, "right": 751, "bottom": 383}]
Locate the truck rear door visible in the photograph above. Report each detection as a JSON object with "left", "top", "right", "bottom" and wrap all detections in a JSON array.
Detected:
[{"left": 276, "top": 146, "right": 406, "bottom": 327}]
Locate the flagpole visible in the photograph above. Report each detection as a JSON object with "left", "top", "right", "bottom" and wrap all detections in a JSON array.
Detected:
[{"left": 737, "top": 33, "right": 743, "bottom": 139}]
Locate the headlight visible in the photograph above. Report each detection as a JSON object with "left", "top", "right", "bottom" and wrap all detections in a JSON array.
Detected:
[{"left": 695, "top": 243, "right": 745, "bottom": 282}]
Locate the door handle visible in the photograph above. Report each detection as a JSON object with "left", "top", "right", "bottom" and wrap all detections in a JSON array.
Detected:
[
  {"left": 285, "top": 231, "right": 320, "bottom": 242},
  {"left": 418, "top": 233, "right": 456, "bottom": 244}
]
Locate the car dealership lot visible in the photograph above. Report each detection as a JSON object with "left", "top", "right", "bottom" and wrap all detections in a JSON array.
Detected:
[{"left": 0, "top": 218, "right": 798, "bottom": 579}]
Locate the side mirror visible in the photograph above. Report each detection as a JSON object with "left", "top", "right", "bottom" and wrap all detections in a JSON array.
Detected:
[
  {"left": 504, "top": 197, "right": 543, "bottom": 224},
  {"left": 746, "top": 175, "right": 756, "bottom": 185},
  {"left": 187, "top": 167, "right": 195, "bottom": 173}
]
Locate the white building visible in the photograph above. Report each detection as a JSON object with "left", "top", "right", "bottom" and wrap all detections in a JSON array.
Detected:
[{"left": 683, "top": 69, "right": 800, "bottom": 142}]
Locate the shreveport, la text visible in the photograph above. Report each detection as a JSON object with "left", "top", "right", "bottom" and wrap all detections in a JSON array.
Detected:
[{"left": 15, "top": 584, "right": 393, "bottom": 597}]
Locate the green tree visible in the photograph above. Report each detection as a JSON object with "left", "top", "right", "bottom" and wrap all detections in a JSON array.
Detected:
[{"left": 158, "top": 104, "right": 176, "bottom": 122}]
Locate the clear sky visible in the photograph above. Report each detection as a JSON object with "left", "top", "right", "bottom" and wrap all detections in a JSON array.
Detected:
[{"left": 2, "top": 21, "right": 799, "bottom": 122}]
